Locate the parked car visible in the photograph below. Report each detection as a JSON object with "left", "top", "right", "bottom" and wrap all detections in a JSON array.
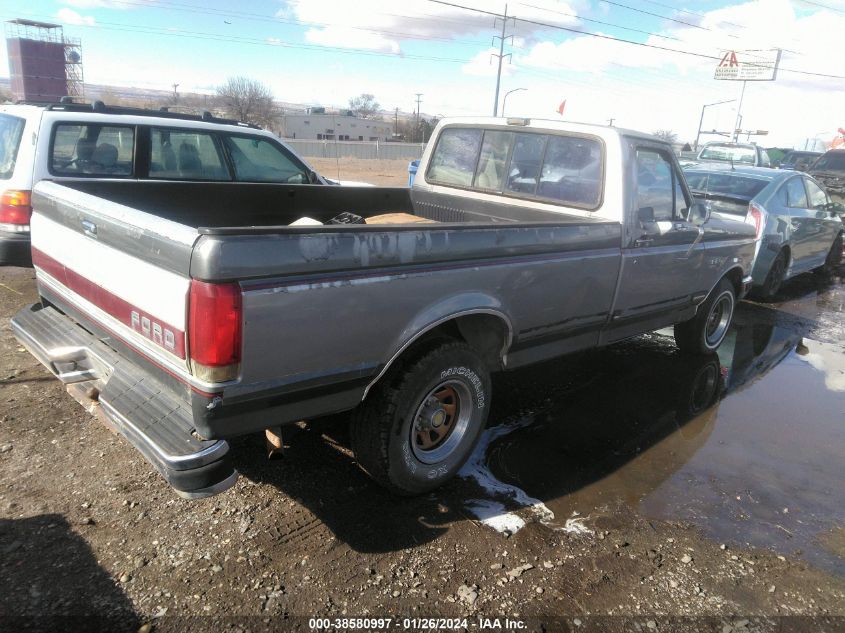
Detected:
[
  {"left": 0, "top": 101, "right": 337, "bottom": 266},
  {"left": 693, "top": 141, "right": 772, "bottom": 167},
  {"left": 808, "top": 148, "right": 845, "bottom": 206},
  {"left": 777, "top": 150, "right": 822, "bottom": 172},
  {"left": 684, "top": 165, "right": 843, "bottom": 299},
  {"left": 12, "top": 117, "right": 755, "bottom": 498}
]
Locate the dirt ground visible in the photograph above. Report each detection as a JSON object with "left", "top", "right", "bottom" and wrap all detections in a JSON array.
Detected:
[
  {"left": 1, "top": 180, "right": 845, "bottom": 631},
  {"left": 308, "top": 158, "right": 412, "bottom": 186}
]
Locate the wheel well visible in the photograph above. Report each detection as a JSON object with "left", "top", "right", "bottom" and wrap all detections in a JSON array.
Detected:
[
  {"left": 407, "top": 313, "right": 511, "bottom": 371},
  {"left": 724, "top": 267, "right": 743, "bottom": 297}
]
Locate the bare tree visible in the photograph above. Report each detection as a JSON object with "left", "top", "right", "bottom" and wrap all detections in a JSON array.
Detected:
[
  {"left": 216, "top": 76, "right": 277, "bottom": 127},
  {"left": 348, "top": 93, "right": 381, "bottom": 119},
  {"left": 652, "top": 129, "right": 678, "bottom": 144}
]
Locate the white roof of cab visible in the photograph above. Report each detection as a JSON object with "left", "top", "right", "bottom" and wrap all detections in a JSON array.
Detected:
[{"left": 435, "top": 116, "right": 663, "bottom": 145}]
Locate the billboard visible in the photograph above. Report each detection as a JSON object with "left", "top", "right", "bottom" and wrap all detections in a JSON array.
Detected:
[
  {"left": 714, "top": 49, "right": 781, "bottom": 81},
  {"left": 7, "top": 37, "right": 68, "bottom": 101}
]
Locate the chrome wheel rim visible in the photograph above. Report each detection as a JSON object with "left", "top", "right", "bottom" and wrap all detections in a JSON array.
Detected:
[
  {"left": 410, "top": 380, "right": 473, "bottom": 464},
  {"left": 705, "top": 292, "right": 733, "bottom": 348}
]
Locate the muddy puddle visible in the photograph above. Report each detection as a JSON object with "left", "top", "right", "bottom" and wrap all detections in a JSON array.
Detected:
[{"left": 475, "top": 308, "right": 845, "bottom": 575}]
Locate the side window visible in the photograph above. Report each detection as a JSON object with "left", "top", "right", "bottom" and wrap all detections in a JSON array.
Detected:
[
  {"left": 426, "top": 128, "right": 483, "bottom": 187},
  {"left": 674, "top": 174, "right": 690, "bottom": 218},
  {"left": 805, "top": 178, "right": 828, "bottom": 208},
  {"left": 51, "top": 124, "right": 134, "bottom": 177},
  {"left": 537, "top": 135, "right": 602, "bottom": 207},
  {"left": 149, "top": 128, "right": 229, "bottom": 181},
  {"left": 224, "top": 136, "right": 308, "bottom": 183},
  {"left": 473, "top": 130, "right": 513, "bottom": 191},
  {"left": 635, "top": 148, "right": 676, "bottom": 221},
  {"left": 784, "top": 177, "right": 808, "bottom": 208},
  {"left": 506, "top": 133, "right": 546, "bottom": 195}
]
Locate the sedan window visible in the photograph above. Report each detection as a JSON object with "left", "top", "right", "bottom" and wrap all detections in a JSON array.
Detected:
[
  {"left": 784, "top": 177, "right": 808, "bottom": 208},
  {"left": 224, "top": 135, "right": 309, "bottom": 183},
  {"left": 805, "top": 178, "right": 829, "bottom": 208}
]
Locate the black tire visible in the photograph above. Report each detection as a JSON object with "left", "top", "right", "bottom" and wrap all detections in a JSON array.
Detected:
[
  {"left": 820, "top": 232, "right": 843, "bottom": 274},
  {"left": 674, "top": 278, "right": 736, "bottom": 355},
  {"left": 350, "top": 340, "right": 491, "bottom": 495},
  {"left": 757, "top": 249, "right": 788, "bottom": 300}
]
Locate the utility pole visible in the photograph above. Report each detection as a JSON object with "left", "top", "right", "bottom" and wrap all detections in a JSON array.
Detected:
[
  {"left": 394, "top": 107, "right": 399, "bottom": 138},
  {"left": 492, "top": 4, "right": 513, "bottom": 117},
  {"left": 172, "top": 83, "right": 179, "bottom": 104},
  {"left": 607, "top": 118, "right": 615, "bottom": 126},
  {"left": 732, "top": 80, "right": 746, "bottom": 142},
  {"left": 414, "top": 93, "right": 423, "bottom": 143}
]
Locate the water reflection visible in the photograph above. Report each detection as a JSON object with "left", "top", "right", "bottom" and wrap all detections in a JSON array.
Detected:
[{"left": 484, "top": 313, "right": 845, "bottom": 575}]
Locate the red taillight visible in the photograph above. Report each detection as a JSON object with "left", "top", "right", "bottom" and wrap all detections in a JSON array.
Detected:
[
  {"left": 188, "top": 280, "right": 242, "bottom": 382},
  {"left": 0, "top": 190, "right": 33, "bottom": 225},
  {"left": 746, "top": 202, "right": 765, "bottom": 240}
]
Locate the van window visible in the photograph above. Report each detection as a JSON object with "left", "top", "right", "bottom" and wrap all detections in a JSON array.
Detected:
[
  {"left": 223, "top": 136, "right": 309, "bottom": 183},
  {"left": 149, "top": 128, "right": 229, "bottom": 181},
  {"left": 51, "top": 124, "right": 135, "bottom": 177},
  {"left": 0, "top": 114, "right": 26, "bottom": 180},
  {"left": 426, "top": 128, "right": 483, "bottom": 187},
  {"left": 538, "top": 135, "right": 602, "bottom": 207}
]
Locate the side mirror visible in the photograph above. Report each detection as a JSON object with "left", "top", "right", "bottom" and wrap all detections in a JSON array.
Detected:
[
  {"left": 638, "top": 206, "right": 655, "bottom": 224},
  {"left": 689, "top": 202, "right": 711, "bottom": 225}
]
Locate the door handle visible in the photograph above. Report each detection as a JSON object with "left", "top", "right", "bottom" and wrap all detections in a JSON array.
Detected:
[
  {"left": 633, "top": 237, "right": 653, "bottom": 247},
  {"left": 81, "top": 219, "right": 97, "bottom": 238}
]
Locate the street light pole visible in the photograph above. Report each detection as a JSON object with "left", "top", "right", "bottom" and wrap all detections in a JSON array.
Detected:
[
  {"left": 501, "top": 87, "right": 526, "bottom": 117},
  {"left": 695, "top": 99, "right": 736, "bottom": 151}
]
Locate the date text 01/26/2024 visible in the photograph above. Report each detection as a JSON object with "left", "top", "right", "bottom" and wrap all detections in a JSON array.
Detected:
[{"left": 308, "top": 618, "right": 527, "bottom": 630}]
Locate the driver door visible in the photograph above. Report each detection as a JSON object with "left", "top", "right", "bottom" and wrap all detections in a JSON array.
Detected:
[{"left": 613, "top": 146, "right": 705, "bottom": 329}]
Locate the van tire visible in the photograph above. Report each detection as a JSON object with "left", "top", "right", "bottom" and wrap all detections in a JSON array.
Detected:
[
  {"left": 350, "top": 340, "right": 491, "bottom": 495},
  {"left": 674, "top": 278, "right": 735, "bottom": 355}
]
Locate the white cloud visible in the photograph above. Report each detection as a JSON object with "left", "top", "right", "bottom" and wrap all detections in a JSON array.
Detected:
[
  {"left": 61, "top": 0, "right": 155, "bottom": 8},
  {"left": 462, "top": 47, "right": 517, "bottom": 77},
  {"left": 56, "top": 8, "right": 97, "bottom": 26},
  {"left": 305, "top": 25, "right": 400, "bottom": 54},
  {"left": 279, "top": 0, "right": 581, "bottom": 54}
]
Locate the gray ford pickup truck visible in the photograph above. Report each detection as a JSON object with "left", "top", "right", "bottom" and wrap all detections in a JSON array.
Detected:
[{"left": 11, "top": 117, "right": 755, "bottom": 498}]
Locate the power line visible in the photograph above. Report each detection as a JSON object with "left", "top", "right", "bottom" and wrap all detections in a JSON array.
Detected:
[
  {"left": 514, "top": 1, "right": 686, "bottom": 43},
  {"left": 795, "top": 0, "right": 845, "bottom": 14},
  {"left": 0, "top": 10, "right": 475, "bottom": 65},
  {"left": 425, "top": 0, "right": 845, "bottom": 80},
  {"left": 598, "top": 0, "right": 738, "bottom": 37}
]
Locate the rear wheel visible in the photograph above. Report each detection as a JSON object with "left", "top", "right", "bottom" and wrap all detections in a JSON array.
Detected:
[
  {"left": 674, "top": 278, "right": 736, "bottom": 355},
  {"left": 758, "top": 249, "right": 788, "bottom": 300},
  {"left": 818, "top": 233, "right": 843, "bottom": 274},
  {"left": 350, "top": 340, "right": 491, "bottom": 495}
]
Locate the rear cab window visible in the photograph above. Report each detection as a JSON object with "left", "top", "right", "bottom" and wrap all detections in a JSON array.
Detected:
[
  {"left": 426, "top": 126, "right": 604, "bottom": 210},
  {"left": 0, "top": 114, "right": 26, "bottom": 180},
  {"left": 50, "top": 123, "right": 135, "bottom": 177}
]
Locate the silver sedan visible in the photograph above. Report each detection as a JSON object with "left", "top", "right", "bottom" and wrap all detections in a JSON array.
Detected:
[{"left": 684, "top": 165, "right": 843, "bottom": 299}]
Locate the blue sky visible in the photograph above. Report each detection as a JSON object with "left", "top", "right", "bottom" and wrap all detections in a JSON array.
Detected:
[{"left": 1, "top": 0, "right": 844, "bottom": 146}]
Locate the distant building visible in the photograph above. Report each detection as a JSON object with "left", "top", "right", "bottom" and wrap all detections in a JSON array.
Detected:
[{"left": 280, "top": 112, "right": 392, "bottom": 142}]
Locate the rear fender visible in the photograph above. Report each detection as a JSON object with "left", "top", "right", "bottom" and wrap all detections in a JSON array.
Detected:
[{"left": 362, "top": 293, "right": 513, "bottom": 399}]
